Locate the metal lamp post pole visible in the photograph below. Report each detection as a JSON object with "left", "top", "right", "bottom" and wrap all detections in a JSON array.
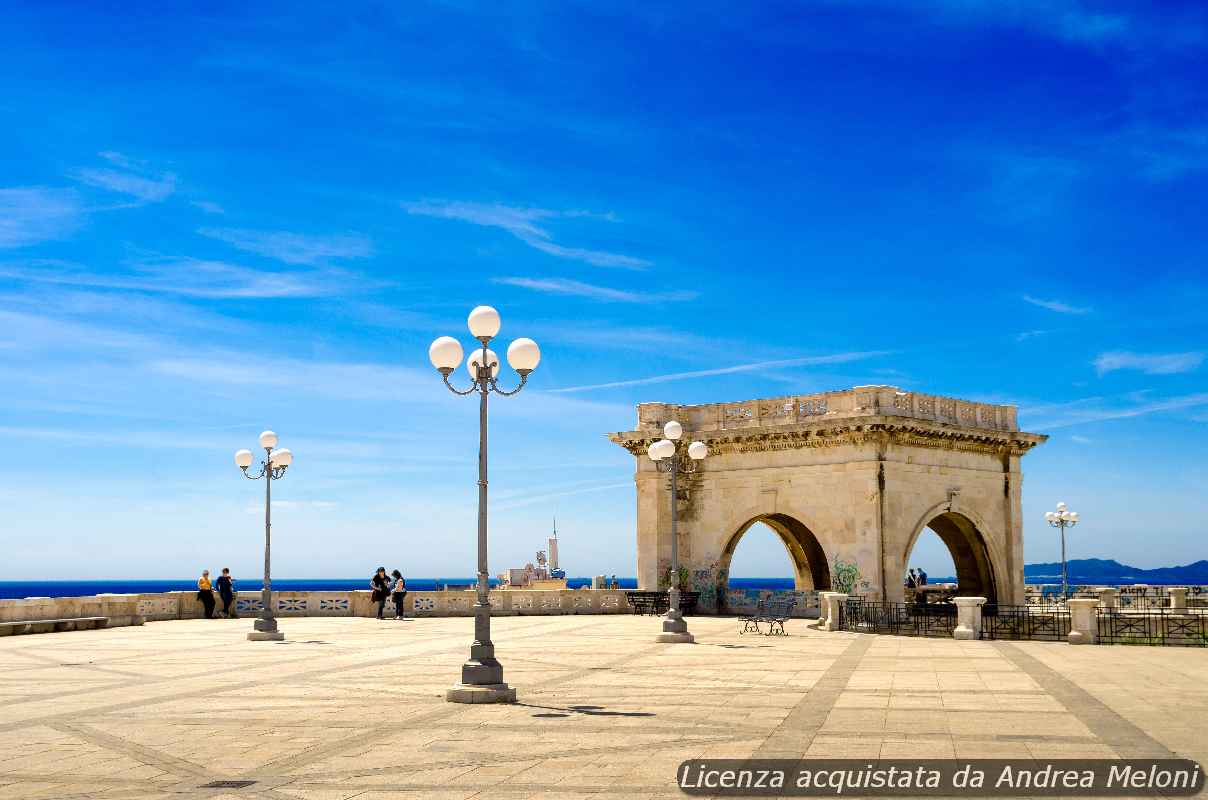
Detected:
[
  {"left": 1046, "top": 503, "right": 1078, "bottom": 599},
  {"left": 650, "top": 426, "right": 706, "bottom": 644},
  {"left": 430, "top": 308, "right": 538, "bottom": 704},
  {"left": 236, "top": 433, "right": 291, "bottom": 642}
]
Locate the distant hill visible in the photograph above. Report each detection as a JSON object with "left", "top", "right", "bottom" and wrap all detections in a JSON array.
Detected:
[{"left": 930, "top": 558, "right": 1208, "bottom": 585}]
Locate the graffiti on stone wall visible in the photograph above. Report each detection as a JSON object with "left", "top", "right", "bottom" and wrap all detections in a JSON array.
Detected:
[{"left": 831, "top": 554, "right": 871, "bottom": 595}]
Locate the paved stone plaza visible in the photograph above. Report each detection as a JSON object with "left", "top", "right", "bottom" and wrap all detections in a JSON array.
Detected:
[{"left": 0, "top": 616, "right": 1205, "bottom": 800}]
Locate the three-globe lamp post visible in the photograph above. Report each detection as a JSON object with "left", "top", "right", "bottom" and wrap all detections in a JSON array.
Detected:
[
  {"left": 234, "top": 431, "right": 292, "bottom": 642},
  {"left": 428, "top": 305, "right": 540, "bottom": 704},
  {"left": 647, "top": 421, "right": 708, "bottom": 643},
  {"left": 1045, "top": 501, "right": 1079, "bottom": 599}
]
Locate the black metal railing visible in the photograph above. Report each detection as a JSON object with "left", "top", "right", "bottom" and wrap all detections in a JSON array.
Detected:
[
  {"left": 982, "top": 604, "right": 1070, "bottom": 641},
  {"left": 1097, "top": 608, "right": 1208, "bottom": 647},
  {"left": 840, "top": 598, "right": 956, "bottom": 637}
]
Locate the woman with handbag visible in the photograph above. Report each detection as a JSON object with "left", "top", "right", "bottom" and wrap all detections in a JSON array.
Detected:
[
  {"left": 370, "top": 567, "right": 390, "bottom": 620},
  {"left": 197, "top": 570, "right": 216, "bottom": 619},
  {"left": 390, "top": 569, "right": 407, "bottom": 620}
]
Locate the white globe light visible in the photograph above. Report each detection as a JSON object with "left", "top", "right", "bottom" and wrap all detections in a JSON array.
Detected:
[
  {"left": 270, "top": 448, "right": 293, "bottom": 467},
  {"left": 647, "top": 442, "right": 664, "bottom": 461},
  {"left": 663, "top": 420, "right": 683, "bottom": 440},
  {"left": 467, "top": 348, "right": 500, "bottom": 379},
  {"left": 428, "top": 336, "right": 464, "bottom": 371},
  {"left": 259, "top": 430, "right": 278, "bottom": 449},
  {"left": 1056, "top": 501, "right": 1067, "bottom": 512},
  {"left": 234, "top": 449, "right": 254, "bottom": 468},
  {"left": 1045, "top": 512, "right": 1056, "bottom": 522},
  {"left": 688, "top": 441, "right": 708, "bottom": 460},
  {"left": 506, "top": 337, "right": 541, "bottom": 372},
  {"left": 468, "top": 305, "right": 501, "bottom": 339},
  {"left": 654, "top": 439, "right": 676, "bottom": 460},
  {"left": 1069, "top": 511, "right": 1079, "bottom": 522}
]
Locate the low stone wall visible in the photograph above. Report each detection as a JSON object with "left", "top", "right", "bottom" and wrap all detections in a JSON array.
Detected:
[
  {"left": 131, "top": 589, "right": 635, "bottom": 621},
  {"left": 0, "top": 593, "right": 144, "bottom": 631}
]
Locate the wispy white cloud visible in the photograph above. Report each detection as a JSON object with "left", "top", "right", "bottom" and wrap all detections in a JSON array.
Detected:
[
  {"left": 550, "top": 351, "right": 892, "bottom": 393},
  {"left": 1026, "top": 391, "right": 1208, "bottom": 429},
  {"left": 1015, "top": 329, "right": 1051, "bottom": 342},
  {"left": 495, "top": 481, "right": 631, "bottom": 511},
  {"left": 827, "top": 0, "right": 1134, "bottom": 46},
  {"left": 191, "top": 200, "right": 225, "bottom": 215},
  {"left": 1023, "top": 294, "right": 1091, "bottom": 314},
  {"left": 69, "top": 152, "right": 177, "bottom": 203},
  {"left": 493, "top": 276, "right": 695, "bottom": 303},
  {"left": 404, "top": 200, "right": 650, "bottom": 270},
  {"left": 1094, "top": 351, "right": 1204, "bottom": 376},
  {"left": 0, "top": 187, "right": 82, "bottom": 248},
  {"left": 0, "top": 257, "right": 353, "bottom": 299},
  {"left": 198, "top": 227, "right": 373, "bottom": 266},
  {"left": 1069, "top": 435, "right": 1093, "bottom": 444}
]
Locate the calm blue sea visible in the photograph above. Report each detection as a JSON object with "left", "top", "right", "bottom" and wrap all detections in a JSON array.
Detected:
[{"left": 0, "top": 577, "right": 798, "bottom": 600}]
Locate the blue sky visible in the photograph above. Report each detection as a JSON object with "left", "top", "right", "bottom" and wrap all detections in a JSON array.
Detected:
[{"left": 1, "top": 1, "right": 1205, "bottom": 581}]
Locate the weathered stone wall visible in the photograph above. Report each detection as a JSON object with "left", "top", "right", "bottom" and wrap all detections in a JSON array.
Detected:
[{"left": 0, "top": 593, "right": 143, "bottom": 630}]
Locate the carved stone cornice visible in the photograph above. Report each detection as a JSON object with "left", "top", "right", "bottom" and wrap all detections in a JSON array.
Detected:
[{"left": 609, "top": 416, "right": 1047, "bottom": 459}]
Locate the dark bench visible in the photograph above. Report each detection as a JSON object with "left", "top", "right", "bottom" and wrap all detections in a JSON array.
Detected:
[
  {"left": 625, "top": 591, "right": 700, "bottom": 616},
  {"left": 738, "top": 597, "right": 797, "bottom": 636},
  {"left": 0, "top": 617, "right": 109, "bottom": 636}
]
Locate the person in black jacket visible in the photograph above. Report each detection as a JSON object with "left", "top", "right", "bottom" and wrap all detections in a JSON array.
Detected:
[
  {"left": 390, "top": 569, "right": 407, "bottom": 620},
  {"left": 370, "top": 567, "right": 390, "bottom": 620},
  {"left": 215, "top": 568, "right": 235, "bottom": 618}
]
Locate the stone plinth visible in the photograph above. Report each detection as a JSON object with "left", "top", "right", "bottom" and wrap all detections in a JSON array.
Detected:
[
  {"left": 952, "top": 596, "right": 987, "bottom": 640},
  {"left": 1067, "top": 598, "right": 1101, "bottom": 645}
]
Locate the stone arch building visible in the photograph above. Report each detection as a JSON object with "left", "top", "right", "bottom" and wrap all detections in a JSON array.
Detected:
[{"left": 609, "top": 386, "right": 1046, "bottom": 609}]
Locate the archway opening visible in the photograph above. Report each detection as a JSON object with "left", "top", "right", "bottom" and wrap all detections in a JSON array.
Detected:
[
  {"left": 719, "top": 514, "right": 830, "bottom": 612},
  {"left": 904, "top": 511, "right": 997, "bottom": 604}
]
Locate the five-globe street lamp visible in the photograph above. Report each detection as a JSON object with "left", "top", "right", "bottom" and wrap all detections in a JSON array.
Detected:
[
  {"left": 648, "top": 420, "right": 708, "bottom": 644},
  {"left": 1045, "top": 501, "right": 1079, "bottom": 599},
  {"left": 428, "top": 305, "right": 540, "bottom": 704},
  {"left": 234, "top": 431, "right": 293, "bottom": 642}
]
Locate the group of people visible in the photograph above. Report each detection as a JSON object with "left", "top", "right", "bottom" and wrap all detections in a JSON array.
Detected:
[
  {"left": 195, "top": 566, "right": 408, "bottom": 620},
  {"left": 196, "top": 568, "right": 236, "bottom": 618},
  {"left": 905, "top": 567, "right": 928, "bottom": 589},
  {"left": 370, "top": 567, "right": 407, "bottom": 620}
]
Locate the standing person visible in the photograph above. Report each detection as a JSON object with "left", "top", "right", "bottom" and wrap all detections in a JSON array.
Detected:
[
  {"left": 197, "top": 570, "right": 216, "bottom": 619},
  {"left": 215, "top": 568, "right": 235, "bottom": 618},
  {"left": 390, "top": 569, "right": 407, "bottom": 620},
  {"left": 370, "top": 567, "right": 390, "bottom": 620},
  {"left": 917, "top": 568, "right": 928, "bottom": 587},
  {"left": 905, "top": 569, "right": 917, "bottom": 590}
]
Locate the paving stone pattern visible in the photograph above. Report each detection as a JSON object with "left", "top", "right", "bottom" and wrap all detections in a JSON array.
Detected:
[{"left": 0, "top": 616, "right": 1205, "bottom": 799}]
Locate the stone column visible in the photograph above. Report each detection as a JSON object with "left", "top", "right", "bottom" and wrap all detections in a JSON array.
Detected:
[
  {"left": 953, "top": 596, "right": 987, "bottom": 640},
  {"left": 1167, "top": 587, "right": 1188, "bottom": 611},
  {"left": 1096, "top": 587, "right": 1119, "bottom": 608},
  {"left": 1067, "top": 598, "right": 1101, "bottom": 645},
  {"left": 822, "top": 592, "right": 847, "bottom": 632}
]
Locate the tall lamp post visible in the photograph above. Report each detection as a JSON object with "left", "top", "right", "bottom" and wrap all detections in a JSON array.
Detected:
[
  {"left": 428, "top": 305, "right": 540, "bottom": 704},
  {"left": 1045, "top": 501, "right": 1079, "bottom": 599},
  {"left": 648, "top": 420, "right": 708, "bottom": 644},
  {"left": 234, "top": 431, "right": 292, "bottom": 642}
]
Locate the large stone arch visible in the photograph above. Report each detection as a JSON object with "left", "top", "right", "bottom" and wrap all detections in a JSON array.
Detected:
[
  {"left": 720, "top": 513, "right": 833, "bottom": 594},
  {"left": 610, "top": 386, "right": 1046, "bottom": 610}
]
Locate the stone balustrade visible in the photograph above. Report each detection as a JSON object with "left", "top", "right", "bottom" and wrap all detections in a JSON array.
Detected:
[{"left": 1, "top": 589, "right": 637, "bottom": 627}]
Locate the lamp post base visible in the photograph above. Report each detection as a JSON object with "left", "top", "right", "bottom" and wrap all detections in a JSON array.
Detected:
[
  {"left": 248, "top": 617, "right": 283, "bottom": 641},
  {"left": 247, "top": 630, "right": 285, "bottom": 641},
  {"left": 446, "top": 683, "right": 516, "bottom": 704},
  {"left": 657, "top": 612, "right": 694, "bottom": 643}
]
